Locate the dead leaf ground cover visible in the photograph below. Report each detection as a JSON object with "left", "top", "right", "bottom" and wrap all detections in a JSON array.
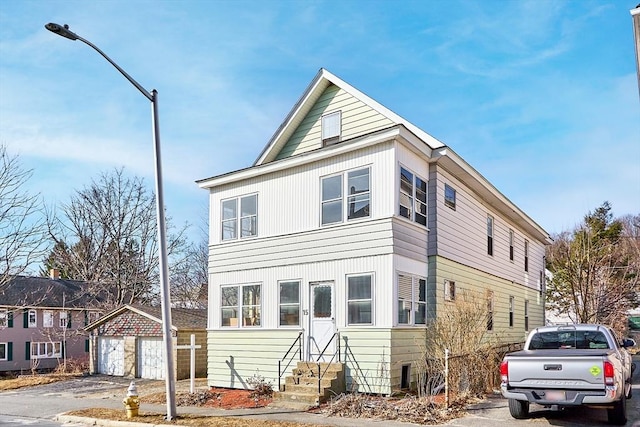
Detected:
[
  {"left": 65, "top": 408, "right": 313, "bottom": 427},
  {"left": 0, "top": 374, "right": 80, "bottom": 391}
]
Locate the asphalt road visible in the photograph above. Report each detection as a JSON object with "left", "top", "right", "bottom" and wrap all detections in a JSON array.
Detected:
[{"left": 0, "top": 360, "right": 639, "bottom": 427}]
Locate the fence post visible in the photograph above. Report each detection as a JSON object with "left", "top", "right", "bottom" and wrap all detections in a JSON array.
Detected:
[{"left": 445, "top": 348, "right": 450, "bottom": 408}]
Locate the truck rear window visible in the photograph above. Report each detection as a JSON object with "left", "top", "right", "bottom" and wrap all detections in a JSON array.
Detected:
[{"left": 529, "top": 330, "right": 610, "bottom": 350}]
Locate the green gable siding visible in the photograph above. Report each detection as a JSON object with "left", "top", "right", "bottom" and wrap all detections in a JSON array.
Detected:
[{"left": 275, "top": 84, "right": 394, "bottom": 160}]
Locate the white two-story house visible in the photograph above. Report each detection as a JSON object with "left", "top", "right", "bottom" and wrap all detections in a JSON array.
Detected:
[{"left": 197, "top": 68, "right": 552, "bottom": 395}]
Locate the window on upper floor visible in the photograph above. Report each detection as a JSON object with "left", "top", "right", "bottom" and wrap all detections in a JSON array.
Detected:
[
  {"left": 444, "top": 280, "right": 456, "bottom": 301},
  {"left": 221, "top": 194, "right": 258, "bottom": 241},
  {"left": 59, "top": 311, "right": 70, "bottom": 328},
  {"left": 321, "top": 167, "right": 370, "bottom": 226},
  {"left": 487, "top": 215, "right": 494, "bottom": 256},
  {"left": 279, "top": 280, "right": 300, "bottom": 327},
  {"left": 321, "top": 111, "right": 341, "bottom": 146},
  {"left": 221, "top": 283, "right": 261, "bottom": 327},
  {"left": 399, "top": 167, "right": 427, "bottom": 226},
  {"left": 43, "top": 311, "right": 53, "bottom": 328},
  {"left": 524, "top": 240, "right": 529, "bottom": 272},
  {"left": 397, "top": 273, "right": 426, "bottom": 325},
  {"left": 28, "top": 310, "right": 37, "bottom": 328},
  {"left": 0, "top": 310, "right": 7, "bottom": 328},
  {"left": 509, "top": 229, "right": 514, "bottom": 261},
  {"left": 444, "top": 184, "right": 456, "bottom": 210},
  {"left": 347, "top": 274, "right": 373, "bottom": 325}
]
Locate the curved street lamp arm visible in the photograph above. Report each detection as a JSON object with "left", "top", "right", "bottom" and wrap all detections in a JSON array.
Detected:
[{"left": 45, "top": 23, "right": 153, "bottom": 101}]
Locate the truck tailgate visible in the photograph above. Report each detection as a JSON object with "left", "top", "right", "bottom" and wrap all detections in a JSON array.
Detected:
[{"left": 506, "top": 350, "right": 610, "bottom": 389}]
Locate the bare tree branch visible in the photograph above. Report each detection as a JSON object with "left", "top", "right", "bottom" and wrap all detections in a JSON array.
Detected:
[{"left": 0, "top": 145, "right": 48, "bottom": 289}]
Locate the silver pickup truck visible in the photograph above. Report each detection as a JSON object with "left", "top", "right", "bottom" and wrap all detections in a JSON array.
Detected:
[{"left": 500, "top": 324, "right": 635, "bottom": 425}]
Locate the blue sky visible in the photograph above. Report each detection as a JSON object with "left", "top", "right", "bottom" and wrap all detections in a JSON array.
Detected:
[{"left": 1, "top": 0, "right": 639, "bottom": 247}]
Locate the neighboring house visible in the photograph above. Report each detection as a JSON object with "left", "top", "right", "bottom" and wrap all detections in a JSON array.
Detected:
[
  {"left": 85, "top": 305, "right": 207, "bottom": 380},
  {"left": 196, "top": 68, "right": 552, "bottom": 394},
  {"left": 0, "top": 270, "right": 103, "bottom": 373}
]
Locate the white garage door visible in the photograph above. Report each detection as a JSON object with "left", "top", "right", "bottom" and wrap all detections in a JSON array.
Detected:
[
  {"left": 98, "top": 337, "right": 124, "bottom": 376},
  {"left": 138, "top": 337, "right": 164, "bottom": 380}
]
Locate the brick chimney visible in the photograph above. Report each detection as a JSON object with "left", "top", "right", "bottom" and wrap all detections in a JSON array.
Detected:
[{"left": 50, "top": 268, "right": 60, "bottom": 280}]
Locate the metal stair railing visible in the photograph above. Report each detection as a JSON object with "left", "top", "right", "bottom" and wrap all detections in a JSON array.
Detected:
[
  {"left": 278, "top": 331, "right": 303, "bottom": 392},
  {"left": 315, "top": 332, "right": 341, "bottom": 396}
]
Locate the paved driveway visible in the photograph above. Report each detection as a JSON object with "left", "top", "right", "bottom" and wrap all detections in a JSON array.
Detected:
[{"left": 0, "top": 363, "right": 639, "bottom": 427}]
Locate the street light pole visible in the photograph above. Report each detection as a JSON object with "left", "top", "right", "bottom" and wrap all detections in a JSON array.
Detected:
[{"left": 45, "top": 23, "right": 177, "bottom": 420}]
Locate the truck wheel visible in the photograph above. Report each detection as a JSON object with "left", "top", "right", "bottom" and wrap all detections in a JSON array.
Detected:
[
  {"left": 607, "top": 397, "right": 627, "bottom": 425},
  {"left": 508, "top": 398, "right": 529, "bottom": 419}
]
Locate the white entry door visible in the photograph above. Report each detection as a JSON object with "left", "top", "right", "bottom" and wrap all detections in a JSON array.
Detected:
[
  {"left": 309, "top": 282, "right": 336, "bottom": 361},
  {"left": 138, "top": 337, "right": 164, "bottom": 379},
  {"left": 97, "top": 337, "right": 124, "bottom": 376}
]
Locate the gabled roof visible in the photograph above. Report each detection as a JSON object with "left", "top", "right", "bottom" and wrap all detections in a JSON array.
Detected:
[
  {"left": 0, "top": 275, "right": 104, "bottom": 309},
  {"left": 85, "top": 304, "right": 207, "bottom": 332},
  {"left": 253, "top": 68, "right": 445, "bottom": 165},
  {"left": 196, "top": 68, "right": 551, "bottom": 245}
]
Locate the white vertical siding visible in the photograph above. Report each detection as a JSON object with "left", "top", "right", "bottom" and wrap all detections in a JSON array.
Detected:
[
  {"left": 208, "top": 141, "right": 397, "bottom": 244},
  {"left": 208, "top": 254, "right": 395, "bottom": 330}
]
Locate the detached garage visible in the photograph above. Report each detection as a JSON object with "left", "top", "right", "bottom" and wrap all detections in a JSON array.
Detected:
[{"left": 86, "top": 305, "right": 207, "bottom": 380}]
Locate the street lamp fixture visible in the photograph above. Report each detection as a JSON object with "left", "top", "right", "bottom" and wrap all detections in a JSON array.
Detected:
[{"left": 45, "top": 22, "right": 177, "bottom": 420}]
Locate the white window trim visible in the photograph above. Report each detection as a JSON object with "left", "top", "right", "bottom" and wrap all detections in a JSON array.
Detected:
[
  {"left": 220, "top": 283, "right": 262, "bottom": 328},
  {"left": 221, "top": 193, "right": 258, "bottom": 241},
  {"left": 509, "top": 229, "right": 514, "bottom": 262},
  {"left": 396, "top": 273, "right": 427, "bottom": 326},
  {"left": 320, "top": 166, "right": 371, "bottom": 226},
  {"left": 31, "top": 341, "right": 62, "bottom": 359},
  {"left": 509, "top": 296, "right": 514, "bottom": 328},
  {"left": 278, "top": 280, "right": 301, "bottom": 327},
  {"left": 487, "top": 215, "right": 494, "bottom": 256},
  {"left": 346, "top": 273, "right": 374, "bottom": 326},
  {"left": 43, "top": 311, "right": 54, "bottom": 328},
  {"left": 0, "top": 309, "right": 7, "bottom": 328},
  {"left": 28, "top": 309, "right": 37, "bottom": 328},
  {"left": 444, "top": 280, "right": 456, "bottom": 301},
  {"left": 321, "top": 110, "right": 341, "bottom": 144},
  {"left": 444, "top": 184, "right": 456, "bottom": 210},
  {"left": 399, "top": 165, "right": 428, "bottom": 226},
  {"left": 59, "top": 311, "right": 68, "bottom": 328},
  {"left": 0, "top": 342, "right": 7, "bottom": 361}
]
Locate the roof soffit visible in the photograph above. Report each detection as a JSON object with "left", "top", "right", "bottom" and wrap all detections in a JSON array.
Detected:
[
  {"left": 199, "top": 125, "right": 423, "bottom": 189},
  {"left": 433, "top": 147, "right": 552, "bottom": 244}
]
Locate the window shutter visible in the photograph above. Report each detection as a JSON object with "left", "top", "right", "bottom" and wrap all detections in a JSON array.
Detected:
[
  {"left": 85, "top": 339, "right": 90, "bottom": 353},
  {"left": 84, "top": 310, "right": 88, "bottom": 326},
  {"left": 67, "top": 312, "right": 72, "bottom": 328},
  {"left": 23, "top": 310, "right": 28, "bottom": 328},
  {"left": 8, "top": 311, "right": 13, "bottom": 328},
  {"left": 25, "top": 341, "right": 30, "bottom": 360},
  {"left": 61, "top": 341, "right": 66, "bottom": 358},
  {"left": 7, "top": 342, "right": 12, "bottom": 361}
]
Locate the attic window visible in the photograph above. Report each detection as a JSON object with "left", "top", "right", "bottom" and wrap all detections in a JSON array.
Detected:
[{"left": 322, "top": 111, "right": 341, "bottom": 145}]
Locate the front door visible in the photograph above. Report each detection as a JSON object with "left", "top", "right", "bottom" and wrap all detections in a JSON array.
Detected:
[{"left": 309, "top": 282, "right": 335, "bottom": 361}]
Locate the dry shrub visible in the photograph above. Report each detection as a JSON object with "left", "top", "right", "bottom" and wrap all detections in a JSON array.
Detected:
[
  {"left": 53, "top": 357, "right": 89, "bottom": 375},
  {"left": 415, "top": 289, "right": 501, "bottom": 399},
  {"left": 323, "top": 393, "right": 466, "bottom": 425}
]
